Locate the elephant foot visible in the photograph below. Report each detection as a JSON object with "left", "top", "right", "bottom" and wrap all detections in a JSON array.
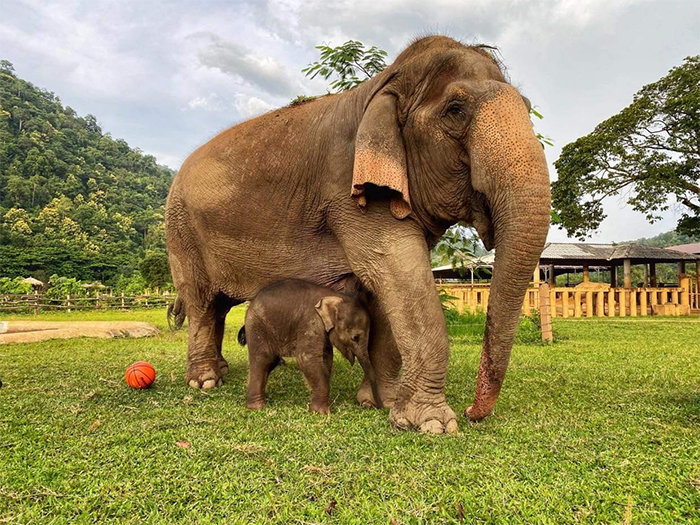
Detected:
[
  {"left": 246, "top": 399, "right": 266, "bottom": 410},
  {"left": 389, "top": 395, "right": 458, "bottom": 434},
  {"left": 310, "top": 402, "right": 330, "bottom": 415},
  {"left": 356, "top": 379, "right": 397, "bottom": 409},
  {"left": 186, "top": 360, "right": 224, "bottom": 389}
]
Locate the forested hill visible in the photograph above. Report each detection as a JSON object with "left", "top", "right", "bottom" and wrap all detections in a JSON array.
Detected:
[{"left": 0, "top": 60, "right": 174, "bottom": 286}]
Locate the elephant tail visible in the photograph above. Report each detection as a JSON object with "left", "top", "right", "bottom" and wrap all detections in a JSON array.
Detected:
[
  {"left": 167, "top": 296, "right": 187, "bottom": 331},
  {"left": 237, "top": 326, "right": 247, "bottom": 346}
]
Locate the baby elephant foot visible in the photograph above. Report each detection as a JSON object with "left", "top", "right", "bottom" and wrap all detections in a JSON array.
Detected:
[
  {"left": 218, "top": 357, "right": 229, "bottom": 376},
  {"left": 390, "top": 395, "right": 459, "bottom": 434},
  {"left": 186, "top": 360, "right": 223, "bottom": 389},
  {"left": 246, "top": 399, "right": 266, "bottom": 410},
  {"left": 309, "top": 402, "right": 330, "bottom": 415},
  {"left": 356, "top": 379, "right": 397, "bottom": 409}
]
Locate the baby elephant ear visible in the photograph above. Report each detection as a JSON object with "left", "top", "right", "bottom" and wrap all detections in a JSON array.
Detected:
[
  {"left": 314, "top": 296, "right": 344, "bottom": 332},
  {"left": 351, "top": 93, "right": 411, "bottom": 219}
]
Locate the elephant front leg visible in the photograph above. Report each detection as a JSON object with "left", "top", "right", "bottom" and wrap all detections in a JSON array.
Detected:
[
  {"left": 332, "top": 209, "right": 458, "bottom": 433},
  {"left": 186, "top": 302, "right": 225, "bottom": 389},
  {"left": 357, "top": 300, "right": 401, "bottom": 408}
]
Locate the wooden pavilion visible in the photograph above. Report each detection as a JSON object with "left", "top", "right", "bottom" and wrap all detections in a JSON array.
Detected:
[{"left": 434, "top": 242, "right": 699, "bottom": 317}]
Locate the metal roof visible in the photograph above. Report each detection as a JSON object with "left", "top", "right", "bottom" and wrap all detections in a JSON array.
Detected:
[
  {"left": 666, "top": 243, "right": 700, "bottom": 255},
  {"left": 539, "top": 242, "right": 697, "bottom": 264}
]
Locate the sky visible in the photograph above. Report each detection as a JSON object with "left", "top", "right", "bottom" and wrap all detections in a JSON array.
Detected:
[{"left": 1, "top": 0, "right": 698, "bottom": 243}]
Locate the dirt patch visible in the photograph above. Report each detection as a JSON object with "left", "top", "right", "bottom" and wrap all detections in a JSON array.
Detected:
[{"left": 0, "top": 321, "right": 159, "bottom": 344}]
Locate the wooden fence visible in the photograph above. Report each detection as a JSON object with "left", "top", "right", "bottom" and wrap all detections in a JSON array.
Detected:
[
  {"left": 440, "top": 275, "right": 696, "bottom": 317},
  {"left": 0, "top": 292, "right": 174, "bottom": 314}
]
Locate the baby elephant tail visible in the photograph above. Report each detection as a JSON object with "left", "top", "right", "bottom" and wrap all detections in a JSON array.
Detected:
[{"left": 237, "top": 325, "right": 246, "bottom": 346}]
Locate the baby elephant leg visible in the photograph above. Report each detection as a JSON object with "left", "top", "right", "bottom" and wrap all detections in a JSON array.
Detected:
[
  {"left": 297, "top": 349, "right": 333, "bottom": 415},
  {"left": 246, "top": 348, "right": 281, "bottom": 410}
]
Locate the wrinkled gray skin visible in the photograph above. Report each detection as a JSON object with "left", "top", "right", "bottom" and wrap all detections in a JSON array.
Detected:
[
  {"left": 165, "top": 36, "right": 551, "bottom": 433},
  {"left": 239, "top": 279, "right": 379, "bottom": 414}
]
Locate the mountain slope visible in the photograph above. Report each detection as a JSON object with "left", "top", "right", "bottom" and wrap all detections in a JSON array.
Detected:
[{"left": 0, "top": 60, "right": 174, "bottom": 284}]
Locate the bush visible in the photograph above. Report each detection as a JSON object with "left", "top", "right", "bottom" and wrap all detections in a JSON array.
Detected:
[
  {"left": 45, "top": 275, "right": 84, "bottom": 299},
  {"left": 443, "top": 307, "right": 547, "bottom": 345},
  {"left": 113, "top": 272, "right": 147, "bottom": 295},
  {"left": 0, "top": 277, "right": 33, "bottom": 295}
]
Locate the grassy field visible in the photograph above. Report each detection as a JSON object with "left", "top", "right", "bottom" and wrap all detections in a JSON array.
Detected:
[{"left": 0, "top": 308, "right": 698, "bottom": 524}]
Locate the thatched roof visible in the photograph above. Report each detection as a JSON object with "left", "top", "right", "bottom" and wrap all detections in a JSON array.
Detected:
[{"left": 21, "top": 277, "right": 44, "bottom": 287}]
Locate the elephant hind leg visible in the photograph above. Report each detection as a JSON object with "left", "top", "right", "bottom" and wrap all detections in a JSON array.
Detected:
[
  {"left": 213, "top": 294, "right": 239, "bottom": 376},
  {"left": 186, "top": 294, "right": 236, "bottom": 389}
]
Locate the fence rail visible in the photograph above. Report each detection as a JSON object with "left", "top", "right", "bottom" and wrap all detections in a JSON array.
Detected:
[
  {"left": 440, "top": 275, "right": 696, "bottom": 318},
  {"left": 0, "top": 292, "right": 174, "bottom": 314}
]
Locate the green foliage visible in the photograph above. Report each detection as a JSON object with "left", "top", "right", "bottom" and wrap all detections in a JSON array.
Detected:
[
  {"left": 0, "top": 62, "right": 174, "bottom": 283},
  {"left": 45, "top": 274, "right": 83, "bottom": 299},
  {"left": 431, "top": 224, "right": 490, "bottom": 276},
  {"left": 139, "top": 251, "right": 171, "bottom": 290},
  {"left": 553, "top": 56, "right": 700, "bottom": 238},
  {"left": 288, "top": 95, "right": 317, "bottom": 106},
  {"left": 443, "top": 306, "right": 546, "bottom": 345},
  {"left": 113, "top": 272, "right": 148, "bottom": 295},
  {"left": 302, "top": 40, "right": 388, "bottom": 92},
  {"left": 0, "top": 276, "right": 32, "bottom": 294}
]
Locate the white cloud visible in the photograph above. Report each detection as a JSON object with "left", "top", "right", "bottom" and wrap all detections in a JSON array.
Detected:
[
  {"left": 186, "top": 93, "right": 223, "bottom": 111},
  {"left": 233, "top": 94, "right": 276, "bottom": 118},
  {"left": 2, "top": 0, "right": 697, "bottom": 242},
  {"left": 192, "top": 32, "right": 305, "bottom": 98}
]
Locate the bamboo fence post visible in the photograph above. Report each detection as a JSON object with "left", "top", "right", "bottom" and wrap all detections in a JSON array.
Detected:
[
  {"left": 121, "top": 293, "right": 125, "bottom": 309},
  {"left": 550, "top": 288, "right": 557, "bottom": 319},
  {"left": 66, "top": 294, "right": 71, "bottom": 312},
  {"left": 539, "top": 284, "right": 553, "bottom": 343},
  {"left": 608, "top": 290, "right": 616, "bottom": 317},
  {"left": 34, "top": 291, "right": 39, "bottom": 315},
  {"left": 562, "top": 290, "right": 570, "bottom": 318},
  {"left": 619, "top": 290, "right": 626, "bottom": 317},
  {"left": 574, "top": 291, "right": 582, "bottom": 317},
  {"left": 630, "top": 290, "right": 637, "bottom": 317},
  {"left": 585, "top": 291, "right": 593, "bottom": 317},
  {"left": 640, "top": 290, "right": 648, "bottom": 316},
  {"left": 596, "top": 291, "right": 604, "bottom": 317}
]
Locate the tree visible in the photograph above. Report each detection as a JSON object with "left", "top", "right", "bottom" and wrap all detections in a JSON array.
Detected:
[
  {"left": 302, "top": 40, "right": 388, "bottom": 92},
  {"left": 0, "top": 61, "right": 175, "bottom": 282},
  {"left": 552, "top": 56, "right": 700, "bottom": 239},
  {"left": 140, "top": 251, "right": 171, "bottom": 290}
]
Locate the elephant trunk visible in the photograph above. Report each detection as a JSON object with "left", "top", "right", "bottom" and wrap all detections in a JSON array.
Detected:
[
  {"left": 466, "top": 84, "right": 551, "bottom": 420},
  {"left": 359, "top": 355, "right": 383, "bottom": 409}
]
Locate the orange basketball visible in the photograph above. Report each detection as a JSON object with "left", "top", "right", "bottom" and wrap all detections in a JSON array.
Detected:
[{"left": 125, "top": 361, "right": 156, "bottom": 389}]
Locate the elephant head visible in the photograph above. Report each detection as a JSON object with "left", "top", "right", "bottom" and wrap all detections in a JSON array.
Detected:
[
  {"left": 315, "top": 295, "right": 383, "bottom": 409},
  {"left": 351, "top": 37, "right": 551, "bottom": 420}
]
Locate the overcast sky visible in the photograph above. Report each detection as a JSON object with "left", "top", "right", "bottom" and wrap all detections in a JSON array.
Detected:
[{"left": 2, "top": 0, "right": 698, "bottom": 242}]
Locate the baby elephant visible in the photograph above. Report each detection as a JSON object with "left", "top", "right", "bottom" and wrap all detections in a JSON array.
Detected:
[{"left": 238, "top": 279, "right": 381, "bottom": 414}]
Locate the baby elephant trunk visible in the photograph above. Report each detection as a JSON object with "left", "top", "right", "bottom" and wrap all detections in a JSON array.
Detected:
[{"left": 358, "top": 356, "right": 383, "bottom": 409}]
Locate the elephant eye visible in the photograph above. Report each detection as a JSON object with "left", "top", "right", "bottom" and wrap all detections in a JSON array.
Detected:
[
  {"left": 352, "top": 334, "right": 360, "bottom": 342},
  {"left": 447, "top": 103, "right": 464, "bottom": 116}
]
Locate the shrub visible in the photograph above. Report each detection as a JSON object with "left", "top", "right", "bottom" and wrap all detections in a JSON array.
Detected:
[{"left": 0, "top": 277, "right": 33, "bottom": 295}]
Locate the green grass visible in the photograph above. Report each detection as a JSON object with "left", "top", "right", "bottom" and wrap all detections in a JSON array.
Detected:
[{"left": 1, "top": 308, "right": 699, "bottom": 524}]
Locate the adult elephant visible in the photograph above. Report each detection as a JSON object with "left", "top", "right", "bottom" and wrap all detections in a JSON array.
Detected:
[{"left": 165, "top": 36, "right": 550, "bottom": 433}]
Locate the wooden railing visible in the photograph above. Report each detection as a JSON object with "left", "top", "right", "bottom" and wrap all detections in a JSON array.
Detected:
[
  {"left": 439, "top": 276, "right": 695, "bottom": 317},
  {"left": 0, "top": 292, "right": 175, "bottom": 314}
]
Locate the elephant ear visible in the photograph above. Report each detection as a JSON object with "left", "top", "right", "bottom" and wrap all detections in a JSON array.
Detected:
[
  {"left": 351, "top": 93, "right": 411, "bottom": 219},
  {"left": 314, "top": 296, "right": 344, "bottom": 332}
]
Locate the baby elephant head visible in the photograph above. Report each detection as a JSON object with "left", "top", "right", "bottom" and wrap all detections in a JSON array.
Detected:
[{"left": 315, "top": 295, "right": 382, "bottom": 408}]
